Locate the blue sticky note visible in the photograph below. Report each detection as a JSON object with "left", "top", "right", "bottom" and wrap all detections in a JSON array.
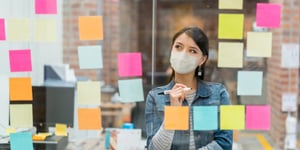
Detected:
[
  {"left": 10, "top": 132, "right": 33, "bottom": 150},
  {"left": 193, "top": 106, "right": 218, "bottom": 130},
  {"left": 118, "top": 78, "right": 144, "bottom": 102},
  {"left": 78, "top": 45, "right": 103, "bottom": 69},
  {"left": 237, "top": 71, "right": 263, "bottom": 95}
]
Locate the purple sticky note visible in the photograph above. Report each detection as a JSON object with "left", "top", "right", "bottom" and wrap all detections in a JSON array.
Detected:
[
  {"left": 118, "top": 52, "right": 142, "bottom": 77},
  {"left": 35, "top": 0, "right": 57, "bottom": 14},
  {"left": 0, "top": 18, "right": 5, "bottom": 40},
  {"left": 9, "top": 49, "right": 32, "bottom": 72},
  {"left": 256, "top": 3, "right": 281, "bottom": 28},
  {"left": 246, "top": 105, "right": 270, "bottom": 130}
]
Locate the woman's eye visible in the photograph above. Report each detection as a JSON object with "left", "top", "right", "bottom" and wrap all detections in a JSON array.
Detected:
[
  {"left": 190, "top": 49, "right": 197, "bottom": 54},
  {"left": 175, "top": 45, "right": 182, "bottom": 49}
]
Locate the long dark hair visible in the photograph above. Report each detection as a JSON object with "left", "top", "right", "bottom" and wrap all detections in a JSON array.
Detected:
[{"left": 169, "top": 26, "right": 209, "bottom": 80}]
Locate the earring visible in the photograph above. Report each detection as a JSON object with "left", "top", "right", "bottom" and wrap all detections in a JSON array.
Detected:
[{"left": 198, "top": 66, "right": 202, "bottom": 76}]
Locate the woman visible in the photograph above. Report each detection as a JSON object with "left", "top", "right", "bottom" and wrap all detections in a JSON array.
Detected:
[{"left": 145, "top": 26, "right": 232, "bottom": 150}]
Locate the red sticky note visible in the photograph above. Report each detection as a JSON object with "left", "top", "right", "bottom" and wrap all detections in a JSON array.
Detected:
[
  {"left": 9, "top": 49, "right": 32, "bottom": 72},
  {"left": 256, "top": 3, "right": 281, "bottom": 28},
  {"left": 118, "top": 52, "right": 142, "bottom": 77},
  {"left": 246, "top": 105, "right": 270, "bottom": 130},
  {"left": 35, "top": 0, "right": 57, "bottom": 14},
  {"left": 0, "top": 18, "right": 5, "bottom": 40}
]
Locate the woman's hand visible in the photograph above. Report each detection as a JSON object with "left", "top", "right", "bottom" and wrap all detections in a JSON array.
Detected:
[{"left": 169, "top": 83, "right": 188, "bottom": 106}]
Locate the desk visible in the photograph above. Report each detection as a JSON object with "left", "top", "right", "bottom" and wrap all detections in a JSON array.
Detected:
[{"left": 0, "top": 135, "right": 68, "bottom": 150}]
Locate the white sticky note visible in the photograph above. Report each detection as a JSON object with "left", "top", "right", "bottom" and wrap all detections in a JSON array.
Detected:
[
  {"left": 78, "top": 45, "right": 103, "bottom": 69},
  {"left": 237, "top": 71, "right": 263, "bottom": 96},
  {"left": 281, "top": 43, "right": 299, "bottom": 68},
  {"left": 282, "top": 93, "right": 297, "bottom": 112},
  {"left": 118, "top": 78, "right": 144, "bottom": 103}
]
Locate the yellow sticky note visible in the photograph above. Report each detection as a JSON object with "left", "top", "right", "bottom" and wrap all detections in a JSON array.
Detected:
[
  {"left": 219, "top": 0, "right": 243, "bottom": 10},
  {"left": 6, "top": 127, "right": 16, "bottom": 135},
  {"left": 220, "top": 105, "right": 245, "bottom": 130},
  {"left": 247, "top": 32, "right": 272, "bottom": 57},
  {"left": 218, "top": 42, "right": 244, "bottom": 68},
  {"left": 9, "top": 104, "right": 33, "bottom": 128},
  {"left": 9, "top": 77, "right": 32, "bottom": 101},
  {"left": 78, "top": 108, "right": 102, "bottom": 130},
  {"left": 34, "top": 18, "right": 57, "bottom": 42},
  {"left": 164, "top": 106, "right": 189, "bottom": 130},
  {"left": 77, "top": 81, "right": 101, "bottom": 105},
  {"left": 7, "top": 18, "right": 30, "bottom": 41},
  {"left": 78, "top": 16, "right": 103, "bottom": 40},
  {"left": 55, "top": 123, "right": 67, "bottom": 136},
  {"left": 218, "top": 14, "right": 244, "bottom": 39}
]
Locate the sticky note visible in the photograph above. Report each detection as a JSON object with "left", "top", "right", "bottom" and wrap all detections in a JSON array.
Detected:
[
  {"left": 218, "top": 42, "right": 243, "bottom": 68},
  {"left": 0, "top": 18, "right": 5, "bottom": 40},
  {"left": 218, "top": 14, "right": 244, "bottom": 39},
  {"left": 9, "top": 104, "right": 33, "bottom": 128},
  {"left": 34, "top": 18, "right": 57, "bottom": 42},
  {"left": 193, "top": 106, "right": 218, "bottom": 130},
  {"left": 6, "top": 127, "right": 16, "bottom": 135},
  {"left": 118, "top": 78, "right": 144, "bottom": 102},
  {"left": 256, "top": 3, "right": 281, "bottom": 28},
  {"left": 78, "top": 108, "right": 102, "bottom": 130},
  {"left": 35, "top": 0, "right": 57, "bottom": 14},
  {"left": 220, "top": 105, "right": 245, "bottom": 130},
  {"left": 281, "top": 43, "right": 299, "bottom": 68},
  {"left": 282, "top": 93, "right": 297, "bottom": 112},
  {"left": 247, "top": 32, "right": 272, "bottom": 57},
  {"left": 7, "top": 18, "right": 30, "bottom": 41},
  {"left": 9, "top": 49, "right": 32, "bottom": 72},
  {"left": 9, "top": 77, "right": 32, "bottom": 101},
  {"left": 77, "top": 81, "right": 101, "bottom": 105},
  {"left": 246, "top": 105, "right": 270, "bottom": 130},
  {"left": 164, "top": 106, "right": 189, "bottom": 130},
  {"left": 219, "top": 0, "right": 243, "bottom": 10},
  {"left": 118, "top": 52, "right": 142, "bottom": 77},
  {"left": 0, "top": 76, "right": 9, "bottom": 134},
  {"left": 78, "top": 45, "right": 103, "bottom": 69},
  {"left": 10, "top": 132, "right": 33, "bottom": 150},
  {"left": 237, "top": 71, "right": 263, "bottom": 96},
  {"left": 55, "top": 123, "right": 67, "bottom": 136},
  {"left": 78, "top": 16, "right": 103, "bottom": 40}
]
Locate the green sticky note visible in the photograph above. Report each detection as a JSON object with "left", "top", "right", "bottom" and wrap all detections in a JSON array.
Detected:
[{"left": 220, "top": 105, "right": 245, "bottom": 130}]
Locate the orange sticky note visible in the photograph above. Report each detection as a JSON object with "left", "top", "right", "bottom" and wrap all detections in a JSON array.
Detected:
[
  {"left": 78, "top": 16, "right": 103, "bottom": 40},
  {"left": 164, "top": 106, "right": 189, "bottom": 130},
  {"left": 9, "top": 77, "right": 32, "bottom": 101},
  {"left": 78, "top": 108, "right": 102, "bottom": 130}
]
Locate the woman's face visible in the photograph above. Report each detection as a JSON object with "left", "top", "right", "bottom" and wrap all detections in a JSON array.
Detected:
[{"left": 171, "top": 33, "right": 207, "bottom": 66}]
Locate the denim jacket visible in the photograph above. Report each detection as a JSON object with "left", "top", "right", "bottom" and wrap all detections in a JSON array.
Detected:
[{"left": 145, "top": 80, "right": 233, "bottom": 150}]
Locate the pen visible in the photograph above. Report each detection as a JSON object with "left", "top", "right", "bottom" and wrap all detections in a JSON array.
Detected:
[{"left": 158, "top": 87, "right": 192, "bottom": 95}]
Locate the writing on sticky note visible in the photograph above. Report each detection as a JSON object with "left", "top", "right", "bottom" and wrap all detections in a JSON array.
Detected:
[
  {"left": 218, "top": 42, "right": 244, "bottom": 68},
  {"left": 247, "top": 32, "right": 272, "bottom": 57},
  {"left": 9, "top": 104, "right": 33, "bottom": 128},
  {"left": 237, "top": 71, "right": 263, "bottom": 96},
  {"left": 219, "top": 0, "right": 243, "bottom": 10},
  {"left": 9, "top": 77, "right": 32, "bottom": 101},
  {"left": 193, "top": 106, "right": 218, "bottom": 130},
  {"left": 164, "top": 106, "right": 189, "bottom": 130},
  {"left": 55, "top": 123, "right": 67, "bottom": 136},
  {"left": 256, "top": 3, "right": 281, "bottom": 28},
  {"left": 118, "top": 52, "right": 142, "bottom": 77},
  {"left": 78, "top": 16, "right": 103, "bottom": 40},
  {"left": 0, "top": 18, "right": 5, "bottom": 40},
  {"left": 10, "top": 132, "right": 33, "bottom": 150},
  {"left": 282, "top": 93, "right": 297, "bottom": 112},
  {"left": 218, "top": 13, "right": 244, "bottom": 39},
  {"left": 220, "top": 105, "right": 245, "bottom": 130},
  {"left": 78, "top": 45, "right": 103, "bottom": 69},
  {"left": 78, "top": 108, "right": 102, "bottom": 130},
  {"left": 246, "top": 105, "right": 270, "bottom": 130},
  {"left": 34, "top": 18, "right": 57, "bottom": 42},
  {"left": 118, "top": 78, "right": 144, "bottom": 103},
  {"left": 281, "top": 43, "right": 299, "bottom": 68},
  {"left": 9, "top": 49, "right": 32, "bottom": 72},
  {"left": 35, "top": 0, "right": 57, "bottom": 14},
  {"left": 77, "top": 81, "right": 101, "bottom": 105},
  {"left": 7, "top": 18, "right": 30, "bottom": 41}
]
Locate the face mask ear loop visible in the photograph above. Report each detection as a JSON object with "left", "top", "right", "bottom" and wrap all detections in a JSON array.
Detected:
[{"left": 198, "top": 65, "right": 202, "bottom": 76}]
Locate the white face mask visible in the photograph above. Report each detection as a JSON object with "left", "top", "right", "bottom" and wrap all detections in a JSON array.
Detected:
[{"left": 170, "top": 51, "right": 199, "bottom": 74}]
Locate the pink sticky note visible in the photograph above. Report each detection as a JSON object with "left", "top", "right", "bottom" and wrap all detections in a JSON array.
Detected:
[
  {"left": 9, "top": 50, "right": 32, "bottom": 72},
  {"left": 35, "top": 0, "right": 57, "bottom": 14},
  {"left": 118, "top": 52, "right": 142, "bottom": 77},
  {"left": 246, "top": 105, "right": 270, "bottom": 130},
  {"left": 256, "top": 3, "right": 281, "bottom": 28},
  {"left": 0, "top": 19, "right": 5, "bottom": 40}
]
